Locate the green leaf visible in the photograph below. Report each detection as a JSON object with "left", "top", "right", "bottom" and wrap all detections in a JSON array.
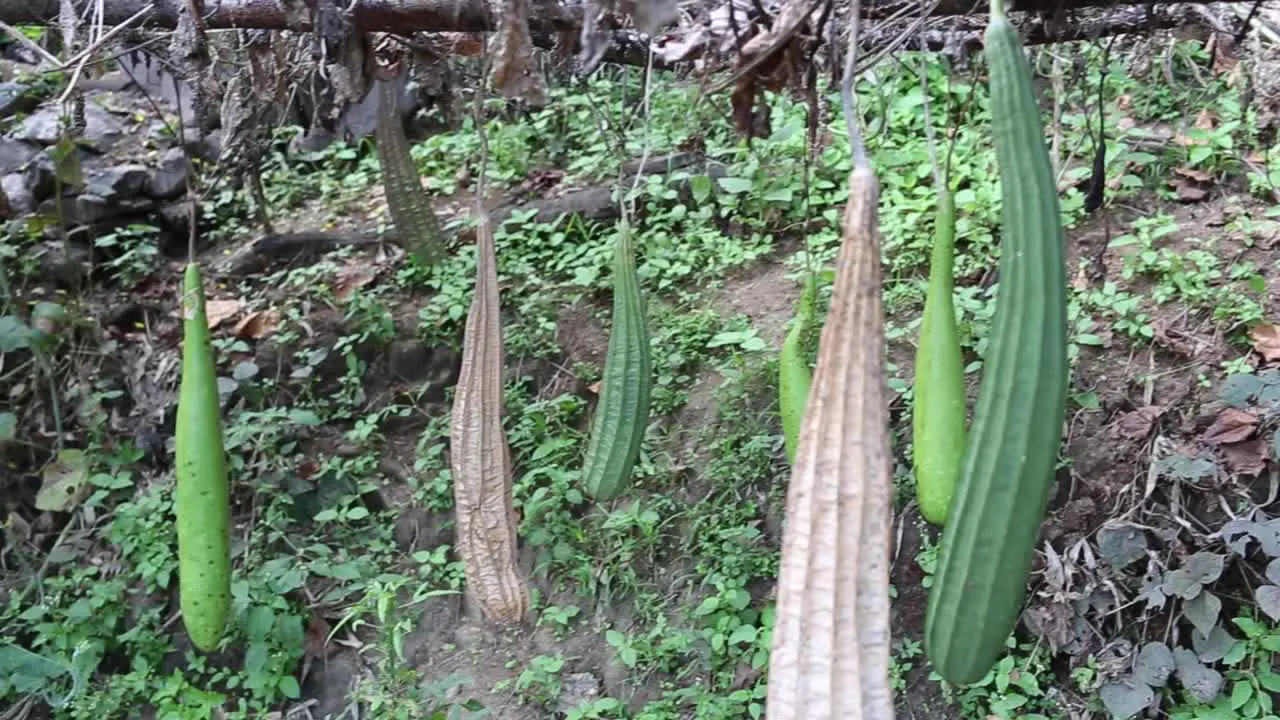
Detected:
[
  {"left": 1183, "top": 591, "right": 1221, "bottom": 637},
  {"left": 1135, "top": 642, "right": 1175, "bottom": 687},
  {"left": 245, "top": 606, "right": 275, "bottom": 641},
  {"left": 716, "top": 177, "right": 753, "bottom": 194},
  {"left": 278, "top": 674, "right": 301, "bottom": 699},
  {"left": 0, "top": 412, "right": 15, "bottom": 444},
  {"left": 1258, "top": 672, "right": 1280, "bottom": 693},
  {"left": 1219, "top": 374, "right": 1262, "bottom": 407},
  {"left": 1256, "top": 585, "right": 1280, "bottom": 621},
  {"left": 36, "top": 449, "right": 92, "bottom": 512},
  {"left": 0, "top": 315, "right": 33, "bottom": 352},
  {"left": 1100, "top": 678, "right": 1154, "bottom": 720},
  {"left": 1230, "top": 680, "right": 1253, "bottom": 709}
]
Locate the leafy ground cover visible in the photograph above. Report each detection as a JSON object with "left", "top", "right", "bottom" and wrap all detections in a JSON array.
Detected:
[{"left": 4, "top": 38, "right": 1280, "bottom": 720}]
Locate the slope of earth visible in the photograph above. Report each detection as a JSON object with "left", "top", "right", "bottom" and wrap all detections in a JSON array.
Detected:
[{"left": 4, "top": 38, "right": 1280, "bottom": 720}]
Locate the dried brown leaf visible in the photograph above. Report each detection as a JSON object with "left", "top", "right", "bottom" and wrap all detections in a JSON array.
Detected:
[
  {"left": 1174, "top": 167, "right": 1213, "bottom": 183},
  {"left": 204, "top": 299, "right": 244, "bottom": 329},
  {"left": 1248, "top": 324, "right": 1280, "bottom": 363},
  {"left": 767, "top": 167, "right": 893, "bottom": 719},
  {"left": 1202, "top": 408, "right": 1258, "bottom": 446},
  {"left": 1173, "top": 181, "right": 1209, "bottom": 203},
  {"left": 1116, "top": 406, "right": 1164, "bottom": 440},
  {"left": 303, "top": 614, "right": 332, "bottom": 659},
  {"left": 1021, "top": 603, "right": 1076, "bottom": 653},
  {"left": 490, "top": 0, "right": 547, "bottom": 106},
  {"left": 1153, "top": 320, "right": 1195, "bottom": 356},
  {"left": 730, "top": 79, "right": 769, "bottom": 139},
  {"left": 1212, "top": 35, "right": 1240, "bottom": 75},
  {"left": 332, "top": 263, "right": 379, "bottom": 303},
  {"left": 449, "top": 209, "right": 529, "bottom": 626},
  {"left": 232, "top": 309, "right": 279, "bottom": 339},
  {"left": 1221, "top": 438, "right": 1268, "bottom": 477}
]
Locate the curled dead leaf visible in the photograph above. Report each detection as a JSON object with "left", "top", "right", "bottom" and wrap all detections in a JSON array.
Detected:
[
  {"left": 232, "top": 309, "right": 280, "bottom": 339},
  {"left": 1173, "top": 167, "right": 1213, "bottom": 183},
  {"left": 333, "top": 263, "right": 380, "bottom": 302},
  {"left": 1152, "top": 320, "right": 1195, "bottom": 357},
  {"left": 1248, "top": 324, "right": 1280, "bottom": 363},
  {"left": 1221, "top": 437, "right": 1268, "bottom": 477},
  {"left": 490, "top": 0, "right": 548, "bottom": 106},
  {"left": 1202, "top": 408, "right": 1258, "bottom": 446},
  {"left": 1172, "top": 179, "right": 1208, "bottom": 203},
  {"left": 204, "top": 299, "right": 244, "bottom": 329},
  {"left": 1115, "top": 406, "right": 1165, "bottom": 440},
  {"left": 304, "top": 614, "right": 333, "bottom": 659}
]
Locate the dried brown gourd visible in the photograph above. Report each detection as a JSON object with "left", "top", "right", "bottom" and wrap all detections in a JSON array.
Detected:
[
  {"left": 449, "top": 208, "right": 529, "bottom": 625},
  {"left": 766, "top": 164, "right": 895, "bottom": 719}
]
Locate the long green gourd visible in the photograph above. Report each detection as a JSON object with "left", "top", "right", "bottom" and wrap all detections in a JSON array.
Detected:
[
  {"left": 175, "top": 263, "right": 233, "bottom": 652},
  {"left": 778, "top": 275, "right": 817, "bottom": 465},
  {"left": 375, "top": 65, "right": 445, "bottom": 267},
  {"left": 580, "top": 222, "right": 652, "bottom": 501},
  {"left": 924, "top": 0, "right": 1069, "bottom": 686},
  {"left": 913, "top": 188, "right": 965, "bottom": 526}
]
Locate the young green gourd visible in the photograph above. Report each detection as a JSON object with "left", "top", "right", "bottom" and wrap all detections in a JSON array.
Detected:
[
  {"left": 580, "top": 222, "right": 651, "bottom": 501},
  {"left": 778, "top": 275, "right": 818, "bottom": 465},
  {"left": 924, "top": 0, "right": 1070, "bottom": 685},
  {"left": 912, "top": 188, "right": 966, "bottom": 526},
  {"left": 174, "top": 262, "right": 233, "bottom": 652}
]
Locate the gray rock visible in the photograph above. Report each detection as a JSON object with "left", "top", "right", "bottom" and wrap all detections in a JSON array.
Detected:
[
  {"left": 36, "top": 240, "right": 91, "bottom": 287},
  {"left": 0, "top": 137, "right": 38, "bottom": 175},
  {"left": 16, "top": 104, "right": 125, "bottom": 147},
  {"left": 289, "top": 127, "right": 338, "bottom": 155},
  {"left": 154, "top": 202, "right": 195, "bottom": 254},
  {"left": 0, "top": 82, "right": 38, "bottom": 119},
  {"left": 85, "top": 164, "right": 148, "bottom": 201},
  {"left": 2, "top": 173, "right": 33, "bottom": 214},
  {"left": 184, "top": 128, "right": 222, "bottom": 162},
  {"left": 21, "top": 147, "right": 93, "bottom": 203},
  {"left": 145, "top": 148, "right": 191, "bottom": 199},
  {"left": 23, "top": 152, "right": 58, "bottom": 201},
  {"left": 556, "top": 672, "right": 603, "bottom": 715},
  {"left": 116, "top": 48, "right": 196, "bottom": 125},
  {"left": 37, "top": 193, "right": 153, "bottom": 226}
]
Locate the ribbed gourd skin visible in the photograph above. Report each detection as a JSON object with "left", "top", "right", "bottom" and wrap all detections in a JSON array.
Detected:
[
  {"left": 924, "top": 6, "right": 1069, "bottom": 686},
  {"left": 580, "top": 225, "right": 652, "bottom": 501},
  {"left": 375, "top": 76, "right": 444, "bottom": 267}
]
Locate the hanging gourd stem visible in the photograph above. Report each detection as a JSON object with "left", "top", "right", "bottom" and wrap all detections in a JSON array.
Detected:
[{"left": 840, "top": 0, "right": 868, "bottom": 170}]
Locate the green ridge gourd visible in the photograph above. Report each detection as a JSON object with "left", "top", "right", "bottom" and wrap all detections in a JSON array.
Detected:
[
  {"left": 924, "top": 0, "right": 1069, "bottom": 685},
  {"left": 580, "top": 223, "right": 652, "bottom": 501}
]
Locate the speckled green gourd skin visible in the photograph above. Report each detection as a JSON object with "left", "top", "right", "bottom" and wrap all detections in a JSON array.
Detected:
[
  {"left": 175, "top": 262, "right": 232, "bottom": 652},
  {"left": 581, "top": 225, "right": 652, "bottom": 501},
  {"left": 924, "top": 1, "right": 1069, "bottom": 686}
]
